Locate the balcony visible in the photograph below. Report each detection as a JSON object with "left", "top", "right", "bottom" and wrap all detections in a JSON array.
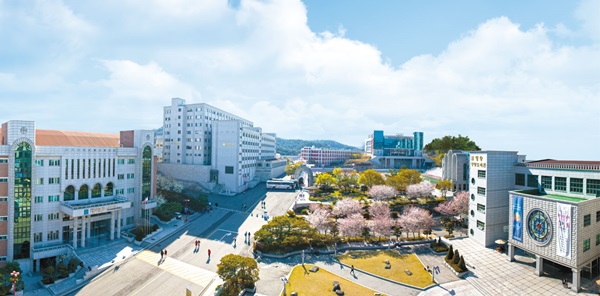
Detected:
[{"left": 141, "top": 200, "right": 158, "bottom": 210}]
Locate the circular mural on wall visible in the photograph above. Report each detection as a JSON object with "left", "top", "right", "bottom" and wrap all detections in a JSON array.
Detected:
[{"left": 527, "top": 209, "right": 552, "bottom": 244}]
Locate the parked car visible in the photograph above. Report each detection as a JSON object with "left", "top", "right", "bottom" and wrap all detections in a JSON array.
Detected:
[{"left": 174, "top": 212, "right": 183, "bottom": 220}]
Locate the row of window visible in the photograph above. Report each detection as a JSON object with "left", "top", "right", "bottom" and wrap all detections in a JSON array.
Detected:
[
  {"left": 34, "top": 213, "right": 60, "bottom": 221},
  {"left": 35, "top": 159, "right": 61, "bottom": 166},
  {"left": 34, "top": 177, "right": 60, "bottom": 185},
  {"left": 515, "top": 174, "right": 599, "bottom": 195}
]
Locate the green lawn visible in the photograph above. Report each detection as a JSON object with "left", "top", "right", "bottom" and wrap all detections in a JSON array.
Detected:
[
  {"left": 284, "top": 264, "right": 384, "bottom": 296},
  {"left": 337, "top": 250, "right": 434, "bottom": 288}
]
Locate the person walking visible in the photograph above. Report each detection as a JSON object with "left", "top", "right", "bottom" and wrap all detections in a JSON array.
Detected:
[
  {"left": 164, "top": 249, "right": 167, "bottom": 257},
  {"left": 160, "top": 250, "right": 164, "bottom": 260},
  {"left": 208, "top": 249, "right": 211, "bottom": 258},
  {"left": 350, "top": 265, "right": 355, "bottom": 276}
]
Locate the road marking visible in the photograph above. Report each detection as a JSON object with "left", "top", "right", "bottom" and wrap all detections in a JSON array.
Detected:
[{"left": 133, "top": 250, "right": 219, "bottom": 293}]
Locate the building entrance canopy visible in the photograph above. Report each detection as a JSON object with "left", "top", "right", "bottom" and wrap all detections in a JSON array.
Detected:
[{"left": 60, "top": 196, "right": 131, "bottom": 217}]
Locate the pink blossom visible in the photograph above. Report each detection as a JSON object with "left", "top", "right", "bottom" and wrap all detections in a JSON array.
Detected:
[
  {"left": 368, "top": 185, "right": 398, "bottom": 200},
  {"left": 338, "top": 213, "right": 366, "bottom": 237},
  {"left": 332, "top": 198, "right": 362, "bottom": 218}
]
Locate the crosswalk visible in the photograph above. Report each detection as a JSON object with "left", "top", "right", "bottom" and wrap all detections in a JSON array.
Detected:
[{"left": 136, "top": 250, "right": 219, "bottom": 288}]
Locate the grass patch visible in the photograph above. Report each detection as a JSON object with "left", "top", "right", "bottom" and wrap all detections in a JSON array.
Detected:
[
  {"left": 337, "top": 250, "right": 433, "bottom": 288},
  {"left": 284, "top": 264, "right": 384, "bottom": 296}
]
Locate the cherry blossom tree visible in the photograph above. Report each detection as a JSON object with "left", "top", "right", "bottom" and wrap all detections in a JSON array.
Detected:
[
  {"left": 368, "top": 185, "right": 398, "bottom": 200},
  {"left": 371, "top": 215, "right": 394, "bottom": 239},
  {"left": 307, "top": 204, "right": 332, "bottom": 234},
  {"left": 397, "top": 206, "right": 435, "bottom": 238},
  {"left": 406, "top": 181, "right": 435, "bottom": 199},
  {"left": 332, "top": 198, "right": 362, "bottom": 218},
  {"left": 435, "top": 191, "right": 469, "bottom": 216},
  {"left": 368, "top": 201, "right": 391, "bottom": 219},
  {"left": 338, "top": 213, "right": 366, "bottom": 238}
]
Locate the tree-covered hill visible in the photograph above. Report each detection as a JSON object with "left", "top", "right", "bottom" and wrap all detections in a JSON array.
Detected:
[{"left": 276, "top": 138, "right": 360, "bottom": 156}]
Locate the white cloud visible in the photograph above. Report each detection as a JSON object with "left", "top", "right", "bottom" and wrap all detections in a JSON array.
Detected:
[{"left": 0, "top": 0, "right": 598, "bottom": 159}]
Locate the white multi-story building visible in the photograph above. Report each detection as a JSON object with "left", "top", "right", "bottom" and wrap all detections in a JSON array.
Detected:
[
  {"left": 0, "top": 120, "right": 156, "bottom": 273},
  {"left": 300, "top": 146, "right": 360, "bottom": 167},
  {"left": 160, "top": 98, "right": 282, "bottom": 193},
  {"left": 463, "top": 150, "right": 600, "bottom": 292}
]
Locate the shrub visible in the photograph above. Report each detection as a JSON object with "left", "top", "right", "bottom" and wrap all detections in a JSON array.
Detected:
[
  {"left": 430, "top": 242, "right": 448, "bottom": 253},
  {"left": 452, "top": 250, "right": 460, "bottom": 265},
  {"left": 301, "top": 209, "right": 309, "bottom": 215},
  {"left": 445, "top": 245, "right": 454, "bottom": 263},
  {"left": 152, "top": 224, "right": 159, "bottom": 231},
  {"left": 43, "top": 266, "right": 55, "bottom": 284},
  {"left": 390, "top": 211, "right": 399, "bottom": 219},
  {"left": 287, "top": 210, "right": 296, "bottom": 218},
  {"left": 68, "top": 258, "right": 79, "bottom": 273},
  {"left": 57, "top": 262, "right": 69, "bottom": 279},
  {"left": 457, "top": 255, "right": 467, "bottom": 272},
  {"left": 445, "top": 221, "right": 454, "bottom": 235}
]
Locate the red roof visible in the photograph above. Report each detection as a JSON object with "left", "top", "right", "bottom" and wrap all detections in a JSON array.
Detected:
[{"left": 36, "top": 130, "right": 120, "bottom": 147}]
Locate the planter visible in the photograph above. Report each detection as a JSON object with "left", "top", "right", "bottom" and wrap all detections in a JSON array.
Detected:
[
  {"left": 243, "top": 286, "right": 256, "bottom": 293},
  {"left": 134, "top": 240, "right": 143, "bottom": 245},
  {"left": 443, "top": 261, "right": 468, "bottom": 278}
]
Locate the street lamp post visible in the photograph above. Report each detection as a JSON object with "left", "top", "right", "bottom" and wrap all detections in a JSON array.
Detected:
[
  {"left": 184, "top": 199, "right": 189, "bottom": 223},
  {"left": 10, "top": 270, "right": 19, "bottom": 296}
]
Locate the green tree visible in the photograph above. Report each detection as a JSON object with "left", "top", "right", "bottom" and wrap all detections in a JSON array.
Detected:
[
  {"left": 217, "top": 254, "right": 260, "bottom": 295},
  {"left": 0, "top": 261, "right": 23, "bottom": 293},
  {"left": 445, "top": 245, "right": 454, "bottom": 263},
  {"left": 424, "top": 135, "right": 481, "bottom": 153},
  {"left": 336, "top": 170, "right": 359, "bottom": 193},
  {"left": 254, "top": 216, "right": 316, "bottom": 249},
  {"left": 385, "top": 169, "right": 422, "bottom": 192},
  {"left": 285, "top": 162, "right": 302, "bottom": 176},
  {"left": 436, "top": 179, "right": 453, "bottom": 197},
  {"left": 315, "top": 173, "right": 337, "bottom": 190},
  {"left": 358, "top": 169, "right": 385, "bottom": 189}
]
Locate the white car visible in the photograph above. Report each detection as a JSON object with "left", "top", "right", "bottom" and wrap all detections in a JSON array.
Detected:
[{"left": 174, "top": 212, "right": 183, "bottom": 220}]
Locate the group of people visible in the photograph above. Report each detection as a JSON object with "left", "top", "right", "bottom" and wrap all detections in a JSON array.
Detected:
[
  {"left": 562, "top": 277, "right": 569, "bottom": 288},
  {"left": 260, "top": 200, "right": 267, "bottom": 209}
]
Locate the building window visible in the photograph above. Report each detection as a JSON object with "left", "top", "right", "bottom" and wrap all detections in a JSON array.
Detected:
[
  {"left": 471, "top": 194, "right": 475, "bottom": 201},
  {"left": 0, "top": 159, "right": 7, "bottom": 163},
  {"left": 48, "top": 177, "right": 60, "bottom": 184},
  {"left": 477, "top": 204, "right": 486, "bottom": 213},
  {"left": 571, "top": 178, "right": 583, "bottom": 193},
  {"left": 587, "top": 179, "right": 600, "bottom": 196},
  {"left": 597, "top": 211, "right": 600, "bottom": 223},
  {"left": 126, "top": 217, "right": 133, "bottom": 225},
  {"left": 128, "top": 159, "right": 135, "bottom": 164},
  {"left": 541, "top": 176, "right": 552, "bottom": 190},
  {"left": 127, "top": 188, "right": 135, "bottom": 194},
  {"left": 64, "top": 185, "right": 75, "bottom": 201},
  {"left": 35, "top": 159, "right": 44, "bottom": 166},
  {"left": 127, "top": 173, "right": 134, "bottom": 179},
  {"left": 35, "top": 178, "right": 44, "bottom": 185},
  {"left": 49, "top": 159, "right": 60, "bottom": 166},
  {"left": 515, "top": 174, "right": 525, "bottom": 186},
  {"left": 35, "top": 196, "right": 43, "bottom": 203},
  {"left": 584, "top": 239, "right": 591, "bottom": 252},
  {"left": 118, "top": 159, "right": 125, "bottom": 165},
  {"left": 0, "top": 216, "right": 6, "bottom": 221},
  {"left": 584, "top": 214, "right": 591, "bottom": 227},
  {"left": 48, "top": 213, "right": 60, "bottom": 220},
  {"left": 527, "top": 174, "right": 538, "bottom": 187},
  {"left": 34, "top": 214, "right": 43, "bottom": 222},
  {"left": 142, "top": 146, "right": 152, "bottom": 200},
  {"left": 34, "top": 233, "right": 42, "bottom": 243},
  {"left": 477, "top": 220, "right": 485, "bottom": 231},
  {"left": 477, "top": 170, "right": 486, "bottom": 178},
  {"left": 14, "top": 142, "right": 32, "bottom": 259},
  {"left": 47, "top": 230, "right": 59, "bottom": 241},
  {"left": 555, "top": 177, "right": 567, "bottom": 192},
  {"left": 596, "top": 234, "right": 600, "bottom": 246},
  {"left": 477, "top": 187, "right": 486, "bottom": 195},
  {"left": 48, "top": 195, "right": 59, "bottom": 202},
  {"left": 118, "top": 174, "right": 124, "bottom": 180},
  {"left": 116, "top": 189, "right": 124, "bottom": 195},
  {"left": 0, "top": 178, "right": 7, "bottom": 183},
  {"left": 225, "top": 166, "right": 234, "bottom": 174}
]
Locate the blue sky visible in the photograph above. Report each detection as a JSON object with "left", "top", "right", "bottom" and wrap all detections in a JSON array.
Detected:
[{"left": 0, "top": 0, "right": 598, "bottom": 160}]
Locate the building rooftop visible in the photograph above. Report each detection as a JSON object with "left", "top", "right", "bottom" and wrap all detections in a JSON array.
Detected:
[
  {"left": 514, "top": 189, "right": 589, "bottom": 203},
  {"left": 527, "top": 159, "right": 600, "bottom": 166},
  {"left": 521, "top": 159, "right": 600, "bottom": 171},
  {"left": 36, "top": 130, "right": 120, "bottom": 147}
]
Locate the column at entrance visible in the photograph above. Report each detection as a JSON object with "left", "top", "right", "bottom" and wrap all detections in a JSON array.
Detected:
[
  {"left": 81, "top": 215, "right": 86, "bottom": 248},
  {"left": 572, "top": 268, "right": 580, "bottom": 292},
  {"left": 117, "top": 210, "right": 122, "bottom": 239},
  {"left": 507, "top": 243, "right": 515, "bottom": 262},
  {"left": 110, "top": 211, "right": 115, "bottom": 240},
  {"left": 535, "top": 255, "right": 543, "bottom": 276},
  {"left": 86, "top": 218, "right": 91, "bottom": 239},
  {"left": 73, "top": 216, "right": 78, "bottom": 249}
]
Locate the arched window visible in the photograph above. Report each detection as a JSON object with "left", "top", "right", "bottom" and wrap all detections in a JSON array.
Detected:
[
  {"left": 142, "top": 146, "right": 152, "bottom": 200},
  {"left": 64, "top": 185, "right": 75, "bottom": 201},
  {"left": 104, "top": 182, "right": 114, "bottom": 197},
  {"left": 92, "top": 183, "right": 102, "bottom": 198},
  {"left": 79, "top": 184, "right": 89, "bottom": 199}
]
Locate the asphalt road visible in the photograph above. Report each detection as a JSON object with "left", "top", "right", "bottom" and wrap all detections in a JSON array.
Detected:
[{"left": 75, "top": 185, "right": 299, "bottom": 296}]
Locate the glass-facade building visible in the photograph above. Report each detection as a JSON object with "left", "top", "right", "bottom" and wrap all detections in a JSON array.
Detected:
[{"left": 364, "top": 130, "right": 427, "bottom": 169}]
